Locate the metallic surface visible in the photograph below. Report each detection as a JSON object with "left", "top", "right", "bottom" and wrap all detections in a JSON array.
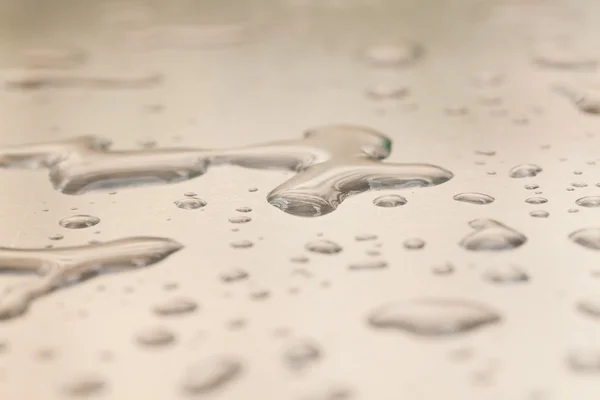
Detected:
[{"left": 1, "top": 0, "right": 600, "bottom": 399}]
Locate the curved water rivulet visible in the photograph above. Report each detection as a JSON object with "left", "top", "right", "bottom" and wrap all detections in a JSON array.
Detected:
[
  {"left": 0, "top": 125, "right": 453, "bottom": 216},
  {"left": 0, "top": 237, "right": 182, "bottom": 320}
]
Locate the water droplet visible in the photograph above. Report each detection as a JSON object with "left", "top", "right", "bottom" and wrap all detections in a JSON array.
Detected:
[
  {"left": 235, "top": 207, "right": 252, "bottom": 213},
  {"left": 368, "top": 299, "right": 501, "bottom": 336},
  {"left": 530, "top": 210, "right": 549, "bottom": 218},
  {"left": 567, "top": 349, "right": 600, "bottom": 373},
  {"left": 570, "top": 228, "right": 600, "bottom": 250},
  {"left": 248, "top": 187, "right": 258, "bottom": 192},
  {"left": 62, "top": 374, "right": 105, "bottom": 397},
  {"left": 568, "top": 208, "right": 580, "bottom": 213},
  {"left": 525, "top": 197, "right": 548, "bottom": 205},
  {"left": 135, "top": 326, "right": 175, "bottom": 347},
  {"left": 525, "top": 184, "right": 540, "bottom": 190},
  {"left": 453, "top": 192, "right": 495, "bottom": 205},
  {"left": 432, "top": 263, "right": 454, "bottom": 275},
  {"left": 181, "top": 357, "right": 243, "bottom": 395},
  {"left": 230, "top": 240, "right": 253, "bottom": 249},
  {"left": 348, "top": 260, "right": 388, "bottom": 270},
  {"left": 0, "top": 237, "right": 182, "bottom": 320},
  {"left": 283, "top": 339, "right": 322, "bottom": 370},
  {"left": 250, "top": 289, "right": 270, "bottom": 300},
  {"left": 572, "top": 182, "right": 588, "bottom": 188},
  {"left": 184, "top": 191, "right": 197, "bottom": 197},
  {"left": 475, "top": 150, "right": 496, "bottom": 156},
  {"left": 483, "top": 265, "right": 529, "bottom": 284},
  {"left": 305, "top": 240, "right": 342, "bottom": 254},
  {"left": 220, "top": 269, "right": 249, "bottom": 283},
  {"left": 373, "top": 195, "right": 407, "bottom": 207},
  {"left": 153, "top": 297, "right": 197, "bottom": 316},
  {"left": 576, "top": 196, "right": 600, "bottom": 208},
  {"left": 404, "top": 238, "right": 425, "bottom": 250},
  {"left": 49, "top": 234, "right": 64, "bottom": 241},
  {"left": 460, "top": 219, "right": 527, "bottom": 251},
  {"left": 362, "top": 42, "right": 425, "bottom": 67},
  {"left": 567, "top": 187, "right": 575, "bottom": 192},
  {"left": 290, "top": 255, "right": 309, "bottom": 264},
  {"left": 175, "top": 197, "right": 207, "bottom": 210},
  {"left": 532, "top": 38, "right": 597, "bottom": 70},
  {"left": 577, "top": 297, "right": 600, "bottom": 318},
  {"left": 355, "top": 234, "right": 378, "bottom": 242},
  {"left": 509, "top": 164, "right": 543, "bottom": 178},
  {"left": 59, "top": 215, "right": 100, "bottom": 229},
  {"left": 574, "top": 170, "right": 583, "bottom": 175},
  {"left": 365, "top": 83, "right": 410, "bottom": 100},
  {"left": 228, "top": 216, "right": 251, "bottom": 224}
]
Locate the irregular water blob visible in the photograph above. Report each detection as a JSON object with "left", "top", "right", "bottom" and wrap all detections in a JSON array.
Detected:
[
  {"left": 362, "top": 41, "right": 425, "bottom": 67},
  {"left": 404, "top": 238, "right": 425, "bottom": 250},
  {"left": 570, "top": 228, "right": 600, "bottom": 250},
  {"left": 460, "top": 219, "right": 527, "bottom": 251},
  {"left": 62, "top": 374, "right": 106, "bottom": 397},
  {"left": 348, "top": 260, "right": 388, "bottom": 270},
  {"left": 0, "top": 125, "right": 452, "bottom": 217},
  {"left": 228, "top": 216, "right": 251, "bottom": 224},
  {"left": 235, "top": 207, "right": 252, "bottom": 213},
  {"left": 153, "top": 297, "right": 197, "bottom": 316},
  {"left": 175, "top": 197, "right": 207, "bottom": 210},
  {"left": 509, "top": 164, "right": 543, "bottom": 178},
  {"left": 220, "top": 269, "right": 249, "bottom": 283},
  {"left": 0, "top": 237, "right": 182, "bottom": 319},
  {"left": 5, "top": 72, "right": 163, "bottom": 91},
  {"left": 283, "top": 339, "right": 322, "bottom": 370},
  {"left": 483, "top": 265, "right": 529, "bottom": 284},
  {"left": 576, "top": 196, "right": 600, "bottom": 208},
  {"left": 181, "top": 357, "right": 243, "bottom": 395},
  {"left": 305, "top": 240, "right": 342, "bottom": 254},
  {"left": 230, "top": 240, "right": 253, "bottom": 249},
  {"left": 453, "top": 192, "right": 495, "bottom": 205},
  {"left": 59, "top": 214, "right": 100, "bottom": 229},
  {"left": 373, "top": 194, "right": 407, "bottom": 207},
  {"left": 368, "top": 299, "right": 501, "bottom": 336},
  {"left": 136, "top": 326, "right": 175, "bottom": 347},
  {"left": 525, "top": 197, "right": 548, "bottom": 205},
  {"left": 530, "top": 210, "right": 549, "bottom": 218},
  {"left": 567, "top": 350, "right": 600, "bottom": 373}
]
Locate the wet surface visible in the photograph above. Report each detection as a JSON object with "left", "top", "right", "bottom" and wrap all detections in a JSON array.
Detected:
[{"left": 1, "top": 0, "right": 600, "bottom": 399}]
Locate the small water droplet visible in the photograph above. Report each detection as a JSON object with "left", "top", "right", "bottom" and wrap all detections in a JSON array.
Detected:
[
  {"left": 432, "top": 262, "right": 454, "bottom": 275},
  {"left": 404, "top": 238, "right": 425, "bottom": 250},
  {"left": 362, "top": 42, "right": 424, "bottom": 67},
  {"left": 368, "top": 299, "right": 501, "bottom": 336},
  {"left": 525, "top": 197, "right": 548, "bottom": 205},
  {"left": 62, "top": 374, "right": 106, "bottom": 397},
  {"left": 283, "top": 339, "right": 322, "bottom": 370},
  {"left": 135, "top": 326, "right": 175, "bottom": 347},
  {"left": 228, "top": 216, "right": 251, "bottom": 224},
  {"left": 532, "top": 38, "right": 597, "bottom": 70},
  {"left": 235, "top": 207, "right": 252, "bottom": 213},
  {"left": 509, "top": 164, "right": 543, "bottom": 178},
  {"left": 483, "top": 265, "right": 529, "bottom": 284},
  {"left": 530, "top": 210, "right": 549, "bottom": 218},
  {"left": 453, "top": 192, "right": 495, "bottom": 205},
  {"left": 175, "top": 197, "right": 207, "bottom": 210},
  {"left": 348, "top": 260, "right": 388, "bottom": 270},
  {"left": 355, "top": 234, "right": 378, "bottom": 242},
  {"left": 524, "top": 184, "right": 540, "bottom": 190},
  {"left": 373, "top": 195, "right": 407, "bottom": 207},
  {"left": 460, "top": 219, "right": 527, "bottom": 251},
  {"left": 365, "top": 83, "right": 410, "bottom": 100},
  {"left": 576, "top": 196, "right": 600, "bottom": 208},
  {"left": 181, "top": 357, "right": 243, "bottom": 395},
  {"left": 475, "top": 150, "right": 496, "bottom": 156},
  {"left": 153, "top": 297, "right": 197, "bottom": 316},
  {"left": 577, "top": 297, "right": 600, "bottom": 318},
  {"left": 567, "top": 349, "right": 600, "bottom": 373},
  {"left": 572, "top": 182, "right": 588, "bottom": 188},
  {"left": 220, "top": 269, "right": 249, "bottom": 283},
  {"left": 248, "top": 187, "right": 258, "bottom": 192},
  {"left": 184, "top": 192, "right": 197, "bottom": 197},
  {"left": 568, "top": 208, "right": 580, "bottom": 213},
  {"left": 230, "top": 240, "right": 253, "bottom": 249},
  {"left": 49, "top": 234, "right": 64, "bottom": 241},
  {"left": 59, "top": 215, "right": 100, "bottom": 229},
  {"left": 305, "top": 240, "right": 342, "bottom": 254}
]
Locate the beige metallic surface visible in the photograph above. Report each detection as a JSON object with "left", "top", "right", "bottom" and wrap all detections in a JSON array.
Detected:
[{"left": 1, "top": 0, "right": 600, "bottom": 399}]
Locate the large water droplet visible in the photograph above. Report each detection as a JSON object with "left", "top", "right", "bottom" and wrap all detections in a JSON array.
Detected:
[
  {"left": 153, "top": 297, "right": 197, "bottom": 316},
  {"left": 175, "top": 197, "right": 207, "bottom": 210},
  {"left": 576, "top": 196, "right": 600, "bottom": 208},
  {"left": 373, "top": 195, "right": 407, "bottom": 207},
  {"left": 460, "top": 219, "right": 527, "bottom": 251},
  {"left": 305, "top": 240, "right": 342, "bottom": 254},
  {"left": 368, "top": 299, "right": 501, "bottom": 336},
  {"left": 59, "top": 214, "right": 100, "bottom": 229},
  {"left": 453, "top": 192, "right": 495, "bottom": 205},
  {"left": 181, "top": 357, "right": 243, "bottom": 395},
  {"left": 570, "top": 228, "right": 600, "bottom": 250},
  {"left": 483, "top": 265, "right": 529, "bottom": 284},
  {"left": 509, "top": 164, "right": 543, "bottom": 178},
  {"left": 283, "top": 339, "right": 322, "bottom": 370},
  {"left": 135, "top": 326, "right": 175, "bottom": 347}
]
